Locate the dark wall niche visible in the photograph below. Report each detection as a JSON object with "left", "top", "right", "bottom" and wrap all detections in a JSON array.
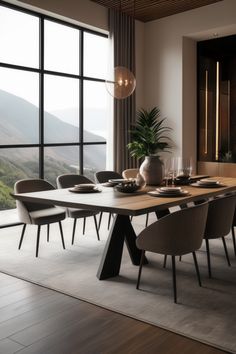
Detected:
[{"left": 197, "top": 34, "right": 236, "bottom": 163}]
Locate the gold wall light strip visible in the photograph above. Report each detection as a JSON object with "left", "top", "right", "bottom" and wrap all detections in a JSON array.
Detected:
[
  {"left": 215, "top": 61, "right": 219, "bottom": 161},
  {"left": 228, "top": 80, "right": 230, "bottom": 152},
  {"left": 204, "top": 70, "right": 208, "bottom": 154}
]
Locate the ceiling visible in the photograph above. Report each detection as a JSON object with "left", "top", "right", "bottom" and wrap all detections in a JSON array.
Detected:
[{"left": 90, "top": 0, "right": 223, "bottom": 22}]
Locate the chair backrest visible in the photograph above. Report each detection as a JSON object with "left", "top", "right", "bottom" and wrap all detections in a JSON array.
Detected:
[
  {"left": 233, "top": 208, "right": 236, "bottom": 227},
  {"left": 94, "top": 170, "right": 122, "bottom": 183},
  {"left": 14, "top": 179, "right": 55, "bottom": 224},
  {"left": 122, "top": 168, "right": 139, "bottom": 179},
  {"left": 204, "top": 193, "right": 236, "bottom": 239},
  {"left": 56, "top": 174, "right": 93, "bottom": 189},
  {"left": 136, "top": 200, "right": 209, "bottom": 256}
]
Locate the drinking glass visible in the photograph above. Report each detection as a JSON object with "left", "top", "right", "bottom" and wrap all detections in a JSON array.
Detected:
[
  {"left": 169, "top": 157, "right": 178, "bottom": 186},
  {"left": 176, "top": 157, "right": 193, "bottom": 183},
  {"left": 163, "top": 159, "right": 172, "bottom": 186}
]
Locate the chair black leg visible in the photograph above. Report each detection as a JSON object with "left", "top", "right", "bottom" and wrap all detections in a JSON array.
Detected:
[
  {"left": 222, "top": 237, "right": 231, "bottom": 266},
  {"left": 18, "top": 224, "right": 26, "bottom": 250},
  {"left": 163, "top": 255, "right": 167, "bottom": 268},
  {"left": 205, "top": 239, "right": 212, "bottom": 278},
  {"left": 93, "top": 215, "right": 100, "bottom": 241},
  {"left": 145, "top": 213, "right": 149, "bottom": 227},
  {"left": 232, "top": 226, "right": 236, "bottom": 256},
  {"left": 59, "top": 221, "right": 65, "bottom": 249},
  {"left": 171, "top": 256, "right": 177, "bottom": 303},
  {"left": 71, "top": 218, "right": 77, "bottom": 245},
  {"left": 47, "top": 224, "right": 50, "bottom": 242},
  {"left": 179, "top": 256, "right": 182, "bottom": 261},
  {"left": 36, "top": 225, "right": 41, "bottom": 258},
  {"left": 136, "top": 250, "right": 145, "bottom": 289},
  {"left": 108, "top": 213, "right": 112, "bottom": 230},
  {"left": 192, "top": 252, "right": 202, "bottom": 287},
  {"left": 83, "top": 217, "right": 86, "bottom": 235},
  {"left": 98, "top": 212, "right": 103, "bottom": 230}
]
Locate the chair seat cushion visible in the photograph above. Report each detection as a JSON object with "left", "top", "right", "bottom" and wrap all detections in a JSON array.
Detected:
[
  {"left": 67, "top": 208, "right": 99, "bottom": 218},
  {"left": 29, "top": 207, "right": 66, "bottom": 225}
]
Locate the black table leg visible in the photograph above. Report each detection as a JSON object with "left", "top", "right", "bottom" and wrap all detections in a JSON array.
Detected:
[{"left": 97, "top": 214, "right": 145, "bottom": 280}]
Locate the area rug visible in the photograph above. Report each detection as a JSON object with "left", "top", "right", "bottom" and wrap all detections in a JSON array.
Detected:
[{"left": 0, "top": 213, "right": 236, "bottom": 353}]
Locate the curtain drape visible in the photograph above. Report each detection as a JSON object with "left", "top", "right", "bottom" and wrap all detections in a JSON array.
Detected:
[{"left": 109, "top": 8, "right": 136, "bottom": 174}]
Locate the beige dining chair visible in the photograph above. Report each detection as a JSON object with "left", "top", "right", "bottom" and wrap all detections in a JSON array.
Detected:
[
  {"left": 94, "top": 170, "right": 122, "bottom": 230},
  {"left": 136, "top": 200, "right": 209, "bottom": 303},
  {"left": 14, "top": 178, "right": 66, "bottom": 257},
  {"left": 231, "top": 208, "right": 236, "bottom": 256},
  {"left": 56, "top": 174, "right": 100, "bottom": 244},
  {"left": 122, "top": 168, "right": 139, "bottom": 179},
  {"left": 204, "top": 193, "right": 236, "bottom": 278}
]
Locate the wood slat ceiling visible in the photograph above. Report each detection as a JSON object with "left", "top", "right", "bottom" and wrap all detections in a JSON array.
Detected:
[{"left": 90, "top": 0, "right": 223, "bottom": 22}]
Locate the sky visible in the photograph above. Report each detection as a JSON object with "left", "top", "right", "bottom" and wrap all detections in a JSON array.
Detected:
[{"left": 0, "top": 5, "right": 109, "bottom": 113}]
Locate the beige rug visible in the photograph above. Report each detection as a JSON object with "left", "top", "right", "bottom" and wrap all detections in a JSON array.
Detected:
[{"left": 0, "top": 213, "right": 236, "bottom": 353}]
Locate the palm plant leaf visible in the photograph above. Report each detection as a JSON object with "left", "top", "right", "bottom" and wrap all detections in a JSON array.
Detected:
[{"left": 128, "top": 107, "right": 172, "bottom": 159}]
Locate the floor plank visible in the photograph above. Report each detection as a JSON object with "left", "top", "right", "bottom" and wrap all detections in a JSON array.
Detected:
[
  {"left": 0, "top": 338, "right": 24, "bottom": 354},
  {"left": 0, "top": 273, "right": 228, "bottom": 354}
]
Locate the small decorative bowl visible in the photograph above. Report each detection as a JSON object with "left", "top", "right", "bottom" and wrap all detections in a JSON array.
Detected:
[{"left": 115, "top": 179, "right": 141, "bottom": 193}]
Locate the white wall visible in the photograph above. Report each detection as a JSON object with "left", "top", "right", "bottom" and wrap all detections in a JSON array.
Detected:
[
  {"left": 16, "top": 0, "right": 108, "bottom": 32},
  {"left": 143, "top": 0, "right": 236, "bottom": 170}
]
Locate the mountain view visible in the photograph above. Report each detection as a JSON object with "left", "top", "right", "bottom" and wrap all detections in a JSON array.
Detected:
[{"left": 0, "top": 89, "right": 106, "bottom": 210}]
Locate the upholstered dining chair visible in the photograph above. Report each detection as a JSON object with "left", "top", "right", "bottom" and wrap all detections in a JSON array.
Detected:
[
  {"left": 56, "top": 174, "right": 100, "bottom": 244},
  {"left": 94, "top": 170, "right": 122, "bottom": 230},
  {"left": 122, "top": 168, "right": 139, "bottom": 179},
  {"left": 136, "top": 200, "right": 209, "bottom": 303},
  {"left": 122, "top": 168, "right": 149, "bottom": 227},
  {"left": 204, "top": 193, "right": 236, "bottom": 278},
  {"left": 14, "top": 178, "right": 66, "bottom": 257},
  {"left": 231, "top": 208, "right": 236, "bottom": 256}
]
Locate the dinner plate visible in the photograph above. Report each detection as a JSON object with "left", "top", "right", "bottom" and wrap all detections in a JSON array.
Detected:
[
  {"left": 69, "top": 187, "right": 101, "bottom": 193},
  {"left": 108, "top": 179, "right": 128, "bottom": 184},
  {"left": 157, "top": 187, "right": 183, "bottom": 195},
  {"left": 198, "top": 179, "right": 219, "bottom": 184},
  {"left": 190, "top": 183, "right": 226, "bottom": 188},
  {"left": 148, "top": 190, "right": 190, "bottom": 197},
  {"left": 74, "top": 183, "right": 96, "bottom": 190}
]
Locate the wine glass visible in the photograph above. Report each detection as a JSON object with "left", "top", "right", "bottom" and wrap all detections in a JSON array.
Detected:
[
  {"left": 163, "top": 159, "right": 172, "bottom": 186},
  {"left": 176, "top": 157, "right": 193, "bottom": 184},
  {"left": 169, "top": 157, "right": 178, "bottom": 187}
]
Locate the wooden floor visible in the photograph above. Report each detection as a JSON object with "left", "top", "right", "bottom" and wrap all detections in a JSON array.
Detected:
[{"left": 0, "top": 273, "right": 229, "bottom": 354}]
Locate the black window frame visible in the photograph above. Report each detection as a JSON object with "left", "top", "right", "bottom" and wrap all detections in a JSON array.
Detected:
[{"left": 0, "top": 1, "right": 109, "bottom": 227}]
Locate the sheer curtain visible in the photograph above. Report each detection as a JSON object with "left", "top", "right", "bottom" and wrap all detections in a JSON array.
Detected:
[{"left": 108, "top": 8, "right": 136, "bottom": 173}]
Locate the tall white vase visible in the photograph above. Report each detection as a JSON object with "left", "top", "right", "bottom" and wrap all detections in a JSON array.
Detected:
[{"left": 139, "top": 156, "right": 163, "bottom": 185}]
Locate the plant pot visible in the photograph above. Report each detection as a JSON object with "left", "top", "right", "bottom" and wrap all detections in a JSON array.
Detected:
[{"left": 139, "top": 156, "right": 163, "bottom": 185}]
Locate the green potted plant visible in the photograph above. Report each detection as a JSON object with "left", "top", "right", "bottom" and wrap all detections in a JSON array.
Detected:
[{"left": 127, "top": 107, "right": 172, "bottom": 185}]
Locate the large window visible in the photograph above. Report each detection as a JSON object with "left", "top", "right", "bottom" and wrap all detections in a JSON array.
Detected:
[{"left": 0, "top": 3, "right": 109, "bottom": 224}]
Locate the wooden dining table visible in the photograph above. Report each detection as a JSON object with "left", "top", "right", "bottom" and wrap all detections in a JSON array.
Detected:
[{"left": 13, "top": 176, "right": 236, "bottom": 280}]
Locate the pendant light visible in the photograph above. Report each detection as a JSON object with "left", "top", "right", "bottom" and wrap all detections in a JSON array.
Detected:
[
  {"left": 105, "top": 0, "right": 136, "bottom": 100},
  {"left": 105, "top": 66, "right": 136, "bottom": 99}
]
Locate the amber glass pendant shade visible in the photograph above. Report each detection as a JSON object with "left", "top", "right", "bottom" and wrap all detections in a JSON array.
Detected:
[{"left": 105, "top": 66, "right": 136, "bottom": 99}]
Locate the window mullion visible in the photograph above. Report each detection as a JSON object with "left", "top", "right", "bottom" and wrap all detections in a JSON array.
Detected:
[
  {"left": 79, "top": 30, "right": 84, "bottom": 174},
  {"left": 39, "top": 16, "right": 44, "bottom": 179}
]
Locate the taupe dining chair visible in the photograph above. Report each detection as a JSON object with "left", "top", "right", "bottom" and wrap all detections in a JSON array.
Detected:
[
  {"left": 204, "top": 193, "right": 236, "bottom": 278},
  {"left": 122, "top": 168, "right": 149, "bottom": 227},
  {"left": 231, "top": 208, "right": 236, "bottom": 256},
  {"left": 94, "top": 170, "right": 122, "bottom": 230},
  {"left": 136, "top": 200, "right": 209, "bottom": 303},
  {"left": 14, "top": 178, "right": 66, "bottom": 257},
  {"left": 56, "top": 174, "right": 100, "bottom": 244}
]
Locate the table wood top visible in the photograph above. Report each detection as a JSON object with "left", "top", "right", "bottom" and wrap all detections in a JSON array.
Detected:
[{"left": 13, "top": 177, "right": 236, "bottom": 216}]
